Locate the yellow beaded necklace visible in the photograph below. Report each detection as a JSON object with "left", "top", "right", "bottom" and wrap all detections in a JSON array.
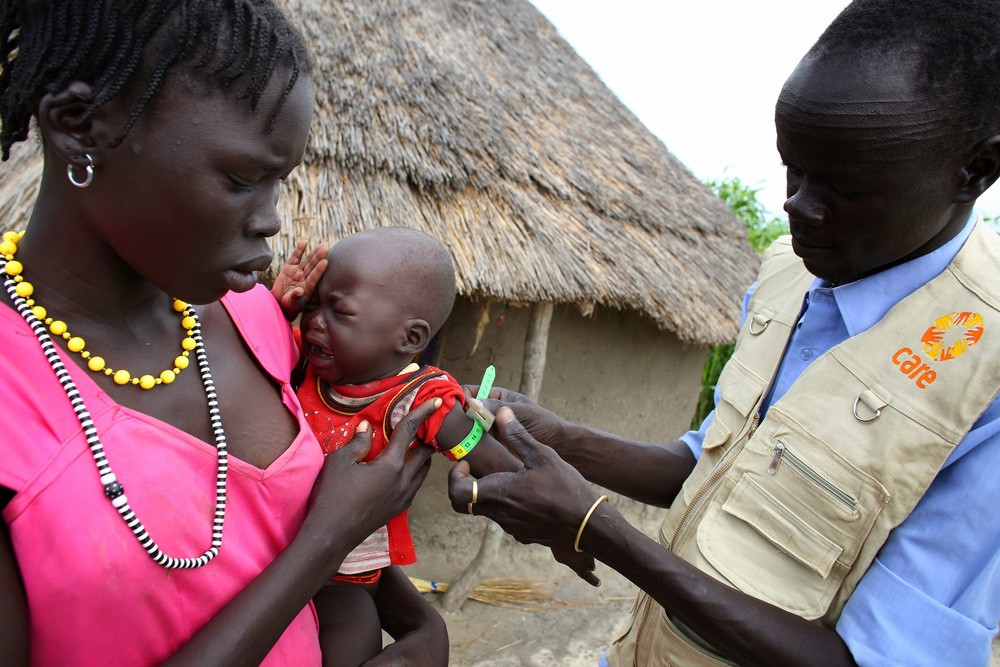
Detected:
[{"left": 1, "top": 230, "right": 193, "bottom": 389}]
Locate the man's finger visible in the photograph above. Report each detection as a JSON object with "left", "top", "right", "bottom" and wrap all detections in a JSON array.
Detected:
[
  {"left": 494, "top": 407, "right": 544, "bottom": 465},
  {"left": 480, "top": 396, "right": 503, "bottom": 416},
  {"left": 449, "top": 460, "right": 472, "bottom": 482},
  {"left": 447, "top": 461, "right": 474, "bottom": 514}
]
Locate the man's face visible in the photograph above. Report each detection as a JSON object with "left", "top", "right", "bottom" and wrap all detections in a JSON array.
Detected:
[{"left": 775, "top": 52, "right": 971, "bottom": 284}]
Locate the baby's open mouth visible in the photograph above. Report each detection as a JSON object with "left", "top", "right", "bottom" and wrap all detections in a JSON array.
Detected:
[{"left": 305, "top": 342, "right": 336, "bottom": 364}]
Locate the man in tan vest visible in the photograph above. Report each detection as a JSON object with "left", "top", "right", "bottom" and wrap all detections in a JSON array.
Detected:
[{"left": 449, "top": 0, "right": 1000, "bottom": 664}]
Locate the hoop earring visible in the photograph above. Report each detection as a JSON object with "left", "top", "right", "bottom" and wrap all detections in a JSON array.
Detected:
[{"left": 67, "top": 154, "right": 94, "bottom": 188}]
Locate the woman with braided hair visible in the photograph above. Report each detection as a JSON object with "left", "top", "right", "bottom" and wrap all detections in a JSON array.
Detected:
[{"left": 0, "top": 2, "right": 447, "bottom": 665}]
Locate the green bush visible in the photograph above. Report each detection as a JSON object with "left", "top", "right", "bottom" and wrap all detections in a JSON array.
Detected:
[
  {"left": 706, "top": 177, "right": 789, "bottom": 252},
  {"left": 690, "top": 178, "right": 788, "bottom": 429}
]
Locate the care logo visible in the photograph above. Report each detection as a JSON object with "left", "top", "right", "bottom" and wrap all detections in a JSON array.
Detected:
[
  {"left": 920, "top": 311, "right": 984, "bottom": 361},
  {"left": 891, "top": 311, "right": 984, "bottom": 390}
]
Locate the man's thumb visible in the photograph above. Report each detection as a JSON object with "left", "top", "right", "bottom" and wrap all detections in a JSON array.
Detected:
[{"left": 495, "top": 407, "right": 542, "bottom": 464}]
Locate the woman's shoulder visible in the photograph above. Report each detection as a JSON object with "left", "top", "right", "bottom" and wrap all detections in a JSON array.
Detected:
[
  {"left": 0, "top": 301, "right": 58, "bottom": 377},
  {"left": 221, "top": 283, "right": 285, "bottom": 323},
  {"left": 220, "top": 283, "right": 298, "bottom": 380}
]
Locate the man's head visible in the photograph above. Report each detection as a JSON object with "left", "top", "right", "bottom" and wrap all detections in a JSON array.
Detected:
[
  {"left": 300, "top": 227, "right": 458, "bottom": 386},
  {"left": 775, "top": 0, "right": 1000, "bottom": 284}
]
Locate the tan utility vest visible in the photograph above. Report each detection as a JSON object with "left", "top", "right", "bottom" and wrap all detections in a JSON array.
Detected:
[{"left": 607, "top": 221, "right": 1000, "bottom": 666}]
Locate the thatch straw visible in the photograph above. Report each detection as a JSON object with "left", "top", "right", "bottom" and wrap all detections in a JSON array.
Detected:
[{"left": 409, "top": 575, "right": 594, "bottom": 610}]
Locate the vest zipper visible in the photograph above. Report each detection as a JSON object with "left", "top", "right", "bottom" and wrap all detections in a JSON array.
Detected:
[
  {"left": 667, "top": 411, "right": 761, "bottom": 552},
  {"left": 640, "top": 412, "right": 759, "bottom": 665},
  {"left": 768, "top": 441, "right": 857, "bottom": 510},
  {"left": 632, "top": 593, "right": 654, "bottom": 666}
]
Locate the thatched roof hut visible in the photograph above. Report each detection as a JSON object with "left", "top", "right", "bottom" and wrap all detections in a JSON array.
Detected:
[
  {"left": 275, "top": 0, "right": 758, "bottom": 346},
  {"left": 0, "top": 0, "right": 758, "bottom": 347}
]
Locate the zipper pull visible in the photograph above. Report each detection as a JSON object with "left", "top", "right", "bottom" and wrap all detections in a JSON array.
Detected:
[{"left": 768, "top": 442, "right": 785, "bottom": 475}]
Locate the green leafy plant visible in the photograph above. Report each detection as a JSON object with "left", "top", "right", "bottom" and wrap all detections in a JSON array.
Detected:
[
  {"left": 707, "top": 177, "right": 789, "bottom": 252},
  {"left": 690, "top": 177, "right": 788, "bottom": 429},
  {"left": 984, "top": 213, "right": 1000, "bottom": 233}
]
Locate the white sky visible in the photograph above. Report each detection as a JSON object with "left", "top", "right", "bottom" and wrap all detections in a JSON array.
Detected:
[{"left": 529, "top": 0, "right": 1000, "bottom": 220}]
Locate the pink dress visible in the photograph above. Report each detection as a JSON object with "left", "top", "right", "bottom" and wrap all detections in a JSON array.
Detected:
[{"left": 0, "top": 285, "right": 325, "bottom": 666}]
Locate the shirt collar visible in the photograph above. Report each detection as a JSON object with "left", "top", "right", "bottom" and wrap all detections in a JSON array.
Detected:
[{"left": 807, "top": 213, "right": 979, "bottom": 336}]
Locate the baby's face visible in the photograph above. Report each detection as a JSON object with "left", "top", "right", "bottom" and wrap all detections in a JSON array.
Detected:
[{"left": 299, "top": 244, "right": 409, "bottom": 385}]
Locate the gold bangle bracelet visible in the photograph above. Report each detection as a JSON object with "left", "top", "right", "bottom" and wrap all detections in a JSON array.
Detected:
[{"left": 574, "top": 495, "right": 609, "bottom": 553}]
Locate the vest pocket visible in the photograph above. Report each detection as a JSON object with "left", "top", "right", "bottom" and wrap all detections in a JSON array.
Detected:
[
  {"left": 720, "top": 476, "right": 843, "bottom": 577},
  {"left": 649, "top": 604, "right": 738, "bottom": 666},
  {"left": 610, "top": 592, "right": 737, "bottom": 667},
  {"left": 703, "top": 357, "right": 767, "bottom": 452},
  {"left": 695, "top": 425, "right": 888, "bottom": 619},
  {"left": 717, "top": 358, "right": 766, "bottom": 419}
]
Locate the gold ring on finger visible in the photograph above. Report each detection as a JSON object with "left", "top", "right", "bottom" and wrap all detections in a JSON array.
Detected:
[{"left": 467, "top": 479, "right": 479, "bottom": 515}]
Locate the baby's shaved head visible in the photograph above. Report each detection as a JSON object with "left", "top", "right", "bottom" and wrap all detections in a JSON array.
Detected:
[{"left": 332, "top": 227, "right": 457, "bottom": 333}]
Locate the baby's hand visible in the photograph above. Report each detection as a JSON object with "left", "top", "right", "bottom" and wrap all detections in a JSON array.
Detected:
[{"left": 271, "top": 239, "right": 328, "bottom": 320}]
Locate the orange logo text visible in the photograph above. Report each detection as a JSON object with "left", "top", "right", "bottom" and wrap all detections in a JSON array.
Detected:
[{"left": 891, "top": 347, "right": 937, "bottom": 389}]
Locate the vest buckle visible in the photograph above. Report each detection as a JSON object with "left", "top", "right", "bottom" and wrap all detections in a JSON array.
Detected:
[
  {"left": 853, "top": 390, "right": 885, "bottom": 422},
  {"left": 749, "top": 313, "right": 770, "bottom": 335}
]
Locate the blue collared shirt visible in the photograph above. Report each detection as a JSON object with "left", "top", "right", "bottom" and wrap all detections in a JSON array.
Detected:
[{"left": 682, "top": 214, "right": 1000, "bottom": 666}]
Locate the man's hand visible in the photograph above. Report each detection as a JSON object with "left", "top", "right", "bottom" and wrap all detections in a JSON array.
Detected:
[{"left": 463, "top": 385, "right": 568, "bottom": 447}]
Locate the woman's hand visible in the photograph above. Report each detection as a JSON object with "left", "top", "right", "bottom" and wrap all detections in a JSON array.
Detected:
[
  {"left": 448, "top": 407, "right": 603, "bottom": 560},
  {"left": 306, "top": 399, "right": 440, "bottom": 561},
  {"left": 270, "top": 239, "right": 328, "bottom": 320}
]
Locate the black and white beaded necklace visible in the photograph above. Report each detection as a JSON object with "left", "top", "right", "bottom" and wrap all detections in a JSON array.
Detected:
[{"left": 1, "top": 255, "right": 228, "bottom": 569}]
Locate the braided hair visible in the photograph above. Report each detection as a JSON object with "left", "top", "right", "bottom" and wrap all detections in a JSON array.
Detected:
[
  {"left": 809, "top": 0, "right": 1000, "bottom": 141},
  {"left": 0, "top": 0, "right": 312, "bottom": 160}
]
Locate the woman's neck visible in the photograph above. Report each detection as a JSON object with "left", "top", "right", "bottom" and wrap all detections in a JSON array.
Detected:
[{"left": 17, "top": 202, "right": 166, "bottom": 323}]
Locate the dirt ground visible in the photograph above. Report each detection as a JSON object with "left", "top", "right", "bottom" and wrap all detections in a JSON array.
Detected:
[{"left": 403, "top": 457, "right": 1000, "bottom": 666}]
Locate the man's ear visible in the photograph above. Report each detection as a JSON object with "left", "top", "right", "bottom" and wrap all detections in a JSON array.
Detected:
[
  {"left": 37, "top": 81, "right": 99, "bottom": 166},
  {"left": 399, "top": 319, "right": 431, "bottom": 355},
  {"left": 956, "top": 135, "right": 1000, "bottom": 204}
]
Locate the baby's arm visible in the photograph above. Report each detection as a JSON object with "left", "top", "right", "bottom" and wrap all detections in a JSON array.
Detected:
[{"left": 435, "top": 404, "right": 523, "bottom": 475}]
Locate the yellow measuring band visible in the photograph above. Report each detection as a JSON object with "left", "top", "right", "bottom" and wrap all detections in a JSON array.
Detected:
[{"left": 447, "top": 419, "right": 484, "bottom": 461}]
